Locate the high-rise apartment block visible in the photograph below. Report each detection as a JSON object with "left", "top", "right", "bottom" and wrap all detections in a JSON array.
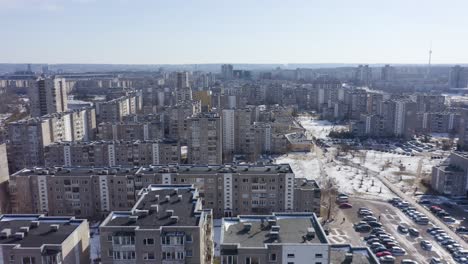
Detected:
[
  {"left": 0, "top": 214, "right": 90, "bottom": 264},
  {"left": 220, "top": 213, "right": 330, "bottom": 264},
  {"left": 96, "top": 92, "right": 143, "bottom": 123},
  {"left": 449, "top": 65, "right": 468, "bottom": 88},
  {"left": 97, "top": 121, "right": 164, "bottom": 141},
  {"left": 9, "top": 164, "right": 321, "bottom": 219},
  {"left": 6, "top": 108, "right": 96, "bottom": 172},
  {"left": 29, "top": 77, "right": 68, "bottom": 117},
  {"left": 0, "top": 144, "right": 9, "bottom": 214},
  {"left": 187, "top": 113, "right": 222, "bottom": 164},
  {"left": 99, "top": 184, "right": 214, "bottom": 264},
  {"left": 45, "top": 139, "right": 181, "bottom": 167},
  {"left": 431, "top": 152, "right": 468, "bottom": 196},
  {"left": 221, "top": 64, "right": 234, "bottom": 80}
]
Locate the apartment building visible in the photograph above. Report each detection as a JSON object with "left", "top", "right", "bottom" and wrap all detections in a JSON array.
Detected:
[
  {"left": 0, "top": 214, "right": 90, "bottom": 264},
  {"left": 0, "top": 144, "right": 9, "bottom": 214},
  {"left": 166, "top": 101, "right": 201, "bottom": 143},
  {"left": 187, "top": 113, "right": 222, "bottom": 164},
  {"left": 432, "top": 152, "right": 468, "bottom": 196},
  {"left": 220, "top": 213, "right": 330, "bottom": 264},
  {"left": 97, "top": 121, "right": 164, "bottom": 141},
  {"left": 96, "top": 91, "right": 143, "bottom": 123},
  {"left": 9, "top": 164, "right": 321, "bottom": 219},
  {"left": 7, "top": 108, "right": 96, "bottom": 173},
  {"left": 29, "top": 77, "right": 68, "bottom": 117},
  {"left": 415, "top": 112, "right": 460, "bottom": 134},
  {"left": 100, "top": 184, "right": 213, "bottom": 264},
  {"left": 45, "top": 139, "right": 181, "bottom": 167}
]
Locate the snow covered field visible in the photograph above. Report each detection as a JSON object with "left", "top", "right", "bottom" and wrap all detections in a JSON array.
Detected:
[
  {"left": 297, "top": 116, "right": 349, "bottom": 139},
  {"left": 276, "top": 116, "right": 444, "bottom": 200}
]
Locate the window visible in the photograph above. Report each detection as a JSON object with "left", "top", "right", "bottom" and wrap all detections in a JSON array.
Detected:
[
  {"left": 288, "top": 262, "right": 294, "bottom": 264},
  {"left": 246, "top": 257, "right": 259, "bottom": 264},
  {"left": 186, "top": 234, "right": 193, "bottom": 242},
  {"left": 22, "top": 257, "right": 36, "bottom": 264},
  {"left": 143, "top": 238, "right": 155, "bottom": 245},
  {"left": 315, "top": 262, "right": 322, "bottom": 264},
  {"left": 107, "top": 235, "right": 112, "bottom": 242},
  {"left": 186, "top": 250, "right": 193, "bottom": 257},
  {"left": 108, "top": 250, "right": 113, "bottom": 257},
  {"left": 269, "top": 253, "right": 277, "bottom": 261},
  {"left": 143, "top": 252, "right": 155, "bottom": 260},
  {"left": 315, "top": 254, "right": 323, "bottom": 258},
  {"left": 222, "top": 256, "right": 237, "bottom": 264},
  {"left": 287, "top": 254, "right": 295, "bottom": 258}
]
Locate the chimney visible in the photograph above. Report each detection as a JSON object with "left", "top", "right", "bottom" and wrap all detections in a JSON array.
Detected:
[
  {"left": 271, "top": 225, "right": 280, "bottom": 232},
  {"left": 306, "top": 228, "right": 315, "bottom": 240},
  {"left": 164, "top": 195, "right": 170, "bottom": 203},
  {"left": 155, "top": 194, "right": 160, "bottom": 202},
  {"left": 170, "top": 216, "right": 179, "bottom": 223},
  {"left": 269, "top": 230, "right": 279, "bottom": 239},
  {"left": 128, "top": 215, "right": 138, "bottom": 223},
  {"left": 150, "top": 204, "right": 159, "bottom": 213},
  {"left": 177, "top": 194, "right": 182, "bottom": 202},
  {"left": 50, "top": 224, "right": 60, "bottom": 232},
  {"left": 0, "top": 228, "right": 11, "bottom": 239},
  {"left": 242, "top": 223, "right": 252, "bottom": 232},
  {"left": 30, "top": 221, "right": 40, "bottom": 228},
  {"left": 19, "top": 226, "right": 30, "bottom": 234},
  {"left": 14, "top": 232, "right": 25, "bottom": 239},
  {"left": 345, "top": 253, "right": 353, "bottom": 261},
  {"left": 166, "top": 209, "right": 174, "bottom": 217}
]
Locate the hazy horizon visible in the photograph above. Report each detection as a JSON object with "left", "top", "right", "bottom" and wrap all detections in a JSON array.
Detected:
[{"left": 1, "top": 0, "right": 467, "bottom": 64}]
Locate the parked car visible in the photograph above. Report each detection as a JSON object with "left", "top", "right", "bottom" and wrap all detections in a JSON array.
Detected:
[
  {"left": 420, "top": 240, "right": 432, "bottom": 250},
  {"left": 376, "top": 251, "right": 392, "bottom": 257},
  {"left": 397, "top": 224, "right": 409, "bottom": 234},
  {"left": 456, "top": 227, "right": 468, "bottom": 235},
  {"left": 368, "top": 221, "right": 382, "bottom": 228},
  {"left": 408, "top": 228, "right": 419, "bottom": 237},
  {"left": 379, "top": 255, "right": 396, "bottom": 263},
  {"left": 401, "top": 260, "right": 418, "bottom": 264},
  {"left": 442, "top": 216, "right": 456, "bottom": 224},
  {"left": 429, "top": 257, "right": 442, "bottom": 264},
  {"left": 339, "top": 203, "right": 352, "bottom": 209},
  {"left": 354, "top": 223, "right": 371, "bottom": 232},
  {"left": 390, "top": 247, "right": 406, "bottom": 256},
  {"left": 363, "top": 216, "right": 378, "bottom": 222}
]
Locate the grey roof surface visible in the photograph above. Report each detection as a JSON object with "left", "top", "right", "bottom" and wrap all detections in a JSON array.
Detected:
[
  {"left": 222, "top": 215, "right": 327, "bottom": 247},
  {"left": 103, "top": 186, "right": 200, "bottom": 228},
  {"left": 330, "top": 245, "right": 379, "bottom": 264},
  {"left": 0, "top": 215, "right": 83, "bottom": 248},
  {"left": 13, "top": 164, "right": 293, "bottom": 177}
]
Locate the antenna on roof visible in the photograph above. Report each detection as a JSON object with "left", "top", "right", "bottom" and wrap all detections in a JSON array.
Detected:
[{"left": 425, "top": 42, "right": 433, "bottom": 79}]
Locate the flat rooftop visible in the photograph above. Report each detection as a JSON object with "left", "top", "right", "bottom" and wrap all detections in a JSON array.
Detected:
[
  {"left": 221, "top": 213, "right": 328, "bottom": 248},
  {"left": 330, "top": 245, "right": 379, "bottom": 264},
  {"left": 13, "top": 164, "right": 293, "bottom": 177},
  {"left": 295, "top": 178, "right": 320, "bottom": 190},
  {"left": 0, "top": 215, "right": 84, "bottom": 248},
  {"left": 102, "top": 185, "right": 203, "bottom": 229}
]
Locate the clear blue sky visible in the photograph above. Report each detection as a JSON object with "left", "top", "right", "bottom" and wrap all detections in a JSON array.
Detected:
[{"left": 1, "top": 0, "right": 467, "bottom": 64}]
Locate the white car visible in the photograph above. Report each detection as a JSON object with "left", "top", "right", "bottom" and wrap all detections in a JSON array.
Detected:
[{"left": 390, "top": 246, "right": 406, "bottom": 256}]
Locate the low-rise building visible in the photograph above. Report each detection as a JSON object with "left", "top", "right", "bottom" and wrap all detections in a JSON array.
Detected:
[
  {"left": 0, "top": 214, "right": 90, "bottom": 264},
  {"left": 99, "top": 184, "right": 213, "bottom": 264},
  {"left": 220, "top": 213, "right": 329, "bottom": 264}
]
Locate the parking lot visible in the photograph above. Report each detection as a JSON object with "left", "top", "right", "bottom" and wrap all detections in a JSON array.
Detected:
[{"left": 328, "top": 197, "right": 456, "bottom": 263}]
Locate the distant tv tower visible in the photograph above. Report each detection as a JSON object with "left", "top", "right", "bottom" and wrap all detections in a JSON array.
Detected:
[{"left": 425, "top": 43, "right": 432, "bottom": 79}]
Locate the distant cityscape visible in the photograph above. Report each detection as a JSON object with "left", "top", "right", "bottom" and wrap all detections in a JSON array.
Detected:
[{"left": 0, "top": 62, "right": 467, "bottom": 264}]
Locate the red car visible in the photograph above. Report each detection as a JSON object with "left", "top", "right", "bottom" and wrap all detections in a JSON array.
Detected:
[
  {"left": 376, "top": 251, "right": 392, "bottom": 257},
  {"left": 339, "top": 203, "right": 353, "bottom": 209}
]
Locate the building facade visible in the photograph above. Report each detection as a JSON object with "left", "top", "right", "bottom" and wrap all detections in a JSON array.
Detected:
[
  {"left": 99, "top": 184, "right": 213, "bottom": 264},
  {"left": 0, "top": 214, "right": 90, "bottom": 264}
]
